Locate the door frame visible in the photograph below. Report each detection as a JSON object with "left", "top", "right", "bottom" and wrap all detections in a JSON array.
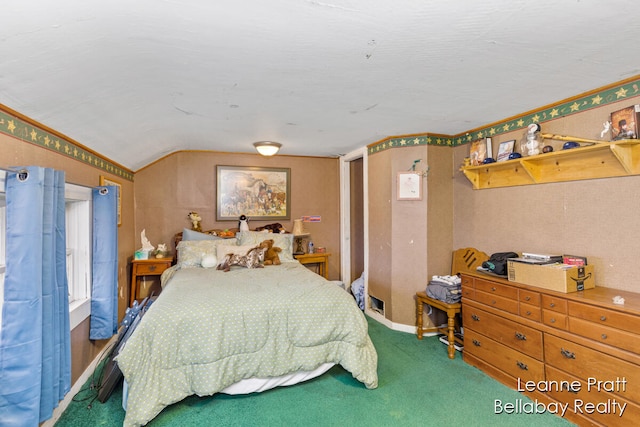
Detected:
[{"left": 339, "top": 147, "right": 368, "bottom": 306}]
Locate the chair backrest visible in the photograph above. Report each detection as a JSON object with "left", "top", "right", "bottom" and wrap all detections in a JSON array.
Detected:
[{"left": 451, "top": 247, "right": 489, "bottom": 276}]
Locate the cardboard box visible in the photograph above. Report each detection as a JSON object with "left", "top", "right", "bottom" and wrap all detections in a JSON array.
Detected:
[
  {"left": 610, "top": 104, "right": 640, "bottom": 140},
  {"left": 507, "top": 260, "right": 594, "bottom": 293}
]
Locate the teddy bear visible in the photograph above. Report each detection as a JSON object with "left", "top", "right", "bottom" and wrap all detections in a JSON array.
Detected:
[{"left": 260, "top": 239, "right": 282, "bottom": 266}]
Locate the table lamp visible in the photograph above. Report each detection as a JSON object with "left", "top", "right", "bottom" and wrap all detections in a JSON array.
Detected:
[{"left": 292, "top": 219, "right": 310, "bottom": 255}]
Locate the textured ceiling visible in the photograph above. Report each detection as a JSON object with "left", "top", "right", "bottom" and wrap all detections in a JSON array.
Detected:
[{"left": 1, "top": 0, "right": 639, "bottom": 170}]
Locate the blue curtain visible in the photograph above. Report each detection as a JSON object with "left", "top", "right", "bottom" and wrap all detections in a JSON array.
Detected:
[
  {"left": 90, "top": 185, "right": 118, "bottom": 340},
  {"left": 0, "top": 167, "right": 71, "bottom": 425}
]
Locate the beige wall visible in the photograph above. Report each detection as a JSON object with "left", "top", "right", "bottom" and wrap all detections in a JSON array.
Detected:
[
  {"left": 134, "top": 151, "right": 341, "bottom": 280},
  {"left": 453, "top": 95, "right": 640, "bottom": 294},
  {"left": 367, "top": 144, "right": 454, "bottom": 325},
  {"left": 0, "top": 117, "right": 135, "bottom": 384}
]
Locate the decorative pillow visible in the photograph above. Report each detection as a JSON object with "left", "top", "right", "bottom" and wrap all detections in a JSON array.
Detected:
[
  {"left": 201, "top": 254, "right": 218, "bottom": 268},
  {"left": 182, "top": 228, "right": 222, "bottom": 241},
  {"left": 236, "top": 231, "right": 294, "bottom": 262},
  {"left": 216, "top": 244, "right": 257, "bottom": 260},
  {"left": 176, "top": 239, "right": 237, "bottom": 268}
]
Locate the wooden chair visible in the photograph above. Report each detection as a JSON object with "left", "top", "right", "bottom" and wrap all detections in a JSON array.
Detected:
[{"left": 415, "top": 247, "right": 489, "bottom": 359}]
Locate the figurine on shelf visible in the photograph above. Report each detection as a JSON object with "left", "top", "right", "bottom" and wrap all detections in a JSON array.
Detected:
[{"left": 519, "top": 123, "right": 543, "bottom": 156}]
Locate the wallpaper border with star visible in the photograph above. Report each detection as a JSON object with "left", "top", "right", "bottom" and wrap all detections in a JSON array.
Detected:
[
  {"left": 0, "top": 108, "right": 134, "bottom": 181},
  {"left": 368, "top": 75, "right": 640, "bottom": 156}
]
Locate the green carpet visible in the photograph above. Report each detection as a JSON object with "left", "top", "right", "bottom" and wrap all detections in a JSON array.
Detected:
[{"left": 56, "top": 317, "right": 574, "bottom": 426}]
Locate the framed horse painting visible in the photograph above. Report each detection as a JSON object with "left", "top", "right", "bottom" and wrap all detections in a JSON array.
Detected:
[{"left": 216, "top": 165, "right": 291, "bottom": 221}]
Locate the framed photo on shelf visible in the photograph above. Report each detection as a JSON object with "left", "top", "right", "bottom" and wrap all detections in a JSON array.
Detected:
[
  {"left": 99, "top": 176, "right": 122, "bottom": 226},
  {"left": 469, "top": 139, "right": 487, "bottom": 165},
  {"left": 396, "top": 171, "right": 422, "bottom": 201},
  {"left": 216, "top": 165, "right": 291, "bottom": 221},
  {"left": 496, "top": 140, "right": 516, "bottom": 162},
  {"left": 610, "top": 104, "right": 639, "bottom": 140}
]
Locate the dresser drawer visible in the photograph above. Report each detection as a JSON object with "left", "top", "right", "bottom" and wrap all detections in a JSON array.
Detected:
[
  {"left": 568, "top": 301, "right": 640, "bottom": 336},
  {"left": 134, "top": 262, "right": 171, "bottom": 275},
  {"left": 542, "top": 310, "right": 568, "bottom": 330},
  {"left": 474, "top": 279, "right": 518, "bottom": 300},
  {"left": 465, "top": 329, "right": 544, "bottom": 383},
  {"left": 519, "top": 302, "right": 541, "bottom": 322},
  {"left": 569, "top": 317, "right": 640, "bottom": 354},
  {"left": 541, "top": 294, "right": 567, "bottom": 313},
  {"left": 461, "top": 284, "right": 474, "bottom": 299},
  {"left": 474, "top": 290, "right": 519, "bottom": 315},
  {"left": 463, "top": 306, "right": 543, "bottom": 360},
  {"left": 461, "top": 275, "right": 473, "bottom": 288},
  {"left": 545, "top": 365, "right": 640, "bottom": 427},
  {"left": 519, "top": 289, "right": 541, "bottom": 307},
  {"left": 544, "top": 334, "right": 640, "bottom": 404}
]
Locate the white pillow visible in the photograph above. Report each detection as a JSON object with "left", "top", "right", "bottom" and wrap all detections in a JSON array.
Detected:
[
  {"left": 217, "top": 244, "right": 257, "bottom": 259},
  {"left": 235, "top": 231, "right": 294, "bottom": 261},
  {"left": 176, "top": 239, "right": 238, "bottom": 268},
  {"left": 201, "top": 254, "right": 218, "bottom": 268}
]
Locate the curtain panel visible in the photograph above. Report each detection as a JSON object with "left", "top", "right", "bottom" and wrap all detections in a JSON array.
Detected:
[
  {"left": 90, "top": 185, "right": 119, "bottom": 340},
  {"left": 0, "top": 167, "right": 71, "bottom": 425}
]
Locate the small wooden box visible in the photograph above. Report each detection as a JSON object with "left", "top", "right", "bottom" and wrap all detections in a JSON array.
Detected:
[
  {"left": 610, "top": 104, "right": 640, "bottom": 140},
  {"left": 507, "top": 261, "right": 594, "bottom": 293}
]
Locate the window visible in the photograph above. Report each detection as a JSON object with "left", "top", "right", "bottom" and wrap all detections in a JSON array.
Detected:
[
  {"left": 0, "top": 174, "right": 92, "bottom": 333},
  {"left": 65, "top": 184, "right": 92, "bottom": 330}
]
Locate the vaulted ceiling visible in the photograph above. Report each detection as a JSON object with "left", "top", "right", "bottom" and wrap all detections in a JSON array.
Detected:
[{"left": 1, "top": 0, "right": 638, "bottom": 170}]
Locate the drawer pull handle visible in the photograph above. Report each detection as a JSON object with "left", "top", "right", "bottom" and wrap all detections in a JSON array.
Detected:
[
  {"left": 491, "top": 300, "right": 497, "bottom": 305},
  {"left": 564, "top": 384, "right": 580, "bottom": 394},
  {"left": 600, "top": 316, "right": 607, "bottom": 321},
  {"left": 491, "top": 287, "right": 496, "bottom": 291},
  {"left": 472, "top": 339, "right": 481, "bottom": 347},
  {"left": 560, "top": 348, "right": 576, "bottom": 359},
  {"left": 516, "top": 361, "right": 528, "bottom": 370},
  {"left": 149, "top": 265, "right": 157, "bottom": 272},
  {"left": 525, "top": 296, "right": 531, "bottom": 301},
  {"left": 550, "top": 318, "right": 556, "bottom": 323},
  {"left": 601, "top": 334, "right": 607, "bottom": 340},
  {"left": 515, "top": 332, "right": 527, "bottom": 341},
  {"left": 525, "top": 311, "right": 532, "bottom": 316},
  {"left": 549, "top": 302, "right": 555, "bottom": 308},
  {"left": 471, "top": 314, "right": 480, "bottom": 321}
]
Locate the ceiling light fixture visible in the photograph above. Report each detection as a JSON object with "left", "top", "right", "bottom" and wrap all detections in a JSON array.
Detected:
[{"left": 253, "top": 141, "right": 282, "bottom": 156}]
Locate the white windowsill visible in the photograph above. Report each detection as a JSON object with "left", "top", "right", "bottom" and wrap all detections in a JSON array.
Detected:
[{"left": 69, "top": 298, "right": 91, "bottom": 330}]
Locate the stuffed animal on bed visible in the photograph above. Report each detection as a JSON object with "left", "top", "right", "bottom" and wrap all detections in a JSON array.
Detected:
[
  {"left": 260, "top": 239, "right": 282, "bottom": 265},
  {"left": 255, "top": 222, "right": 286, "bottom": 234},
  {"left": 188, "top": 211, "right": 203, "bottom": 232},
  {"left": 216, "top": 245, "right": 266, "bottom": 272}
]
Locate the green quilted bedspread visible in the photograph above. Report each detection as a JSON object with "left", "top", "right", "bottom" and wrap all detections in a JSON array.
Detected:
[{"left": 116, "top": 262, "right": 378, "bottom": 426}]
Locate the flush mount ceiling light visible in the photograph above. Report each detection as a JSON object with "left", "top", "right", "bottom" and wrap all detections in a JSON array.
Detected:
[{"left": 253, "top": 141, "right": 282, "bottom": 156}]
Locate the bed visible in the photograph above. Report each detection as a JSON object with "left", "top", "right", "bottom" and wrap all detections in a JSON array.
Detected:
[{"left": 116, "top": 230, "right": 378, "bottom": 427}]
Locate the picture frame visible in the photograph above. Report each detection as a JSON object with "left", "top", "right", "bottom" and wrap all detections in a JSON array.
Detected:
[
  {"left": 610, "top": 104, "right": 639, "bottom": 141},
  {"left": 99, "top": 176, "right": 122, "bottom": 226},
  {"left": 396, "top": 171, "right": 422, "bottom": 201},
  {"left": 216, "top": 165, "right": 291, "bottom": 221},
  {"left": 469, "top": 139, "right": 487, "bottom": 166},
  {"left": 496, "top": 139, "right": 516, "bottom": 162}
]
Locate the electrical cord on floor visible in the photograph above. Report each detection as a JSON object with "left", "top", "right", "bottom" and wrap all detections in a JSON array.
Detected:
[{"left": 71, "top": 337, "right": 117, "bottom": 409}]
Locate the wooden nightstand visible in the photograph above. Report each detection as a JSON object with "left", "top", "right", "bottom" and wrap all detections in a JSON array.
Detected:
[
  {"left": 130, "top": 258, "right": 173, "bottom": 305},
  {"left": 294, "top": 253, "right": 330, "bottom": 279}
]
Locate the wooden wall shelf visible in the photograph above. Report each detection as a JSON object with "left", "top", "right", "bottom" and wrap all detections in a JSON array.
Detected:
[{"left": 461, "top": 139, "right": 640, "bottom": 189}]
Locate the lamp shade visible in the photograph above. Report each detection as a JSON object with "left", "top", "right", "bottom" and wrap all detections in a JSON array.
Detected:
[
  {"left": 292, "top": 219, "right": 307, "bottom": 236},
  {"left": 253, "top": 141, "right": 282, "bottom": 156}
]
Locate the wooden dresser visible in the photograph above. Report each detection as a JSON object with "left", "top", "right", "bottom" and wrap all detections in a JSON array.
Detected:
[{"left": 461, "top": 271, "right": 640, "bottom": 426}]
